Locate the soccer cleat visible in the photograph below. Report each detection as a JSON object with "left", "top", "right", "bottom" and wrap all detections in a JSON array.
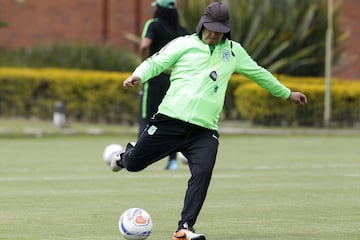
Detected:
[
  {"left": 165, "top": 159, "right": 179, "bottom": 170},
  {"left": 172, "top": 229, "right": 206, "bottom": 240},
  {"left": 110, "top": 152, "right": 123, "bottom": 172}
]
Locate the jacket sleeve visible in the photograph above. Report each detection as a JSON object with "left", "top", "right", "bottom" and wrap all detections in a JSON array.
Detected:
[
  {"left": 233, "top": 42, "right": 291, "bottom": 99},
  {"left": 133, "top": 36, "right": 186, "bottom": 83}
]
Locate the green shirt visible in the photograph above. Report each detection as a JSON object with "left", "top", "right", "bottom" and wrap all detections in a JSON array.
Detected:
[{"left": 133, "top": 34, "right": 291, "bottom": 130}]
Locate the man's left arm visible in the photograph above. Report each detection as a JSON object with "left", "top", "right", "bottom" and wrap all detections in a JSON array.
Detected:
[
  {"left": 232, "top": 43, "right": 292, "bottom": 99},
  {"left": 233, "top": 43, "right": 307, "bottom": 104}
]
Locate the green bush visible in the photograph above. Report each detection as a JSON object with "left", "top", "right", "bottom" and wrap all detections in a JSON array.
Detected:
[
  {"left": 1, "top": 67, "right": 359, "bottom": 127},
  {"left": 0, "top": 43, "right": 141, "bottom": 71},
  {"left": 0, "top": 68, "right": 140, "bottom": 124},
  {"left": 178, "top": 0, "right": 346, "bottom": 77},
  {"left": 234, "top": 77, "right": 360, "bottom": 127}
]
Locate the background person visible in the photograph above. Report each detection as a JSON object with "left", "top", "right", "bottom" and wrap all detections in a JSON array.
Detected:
[{"left": 138, "top": 0, "right": 188, "bottom": 170}]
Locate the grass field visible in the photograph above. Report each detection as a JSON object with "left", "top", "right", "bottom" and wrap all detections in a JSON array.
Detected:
[{"left": 0, "top": 132, "right": 359, "bottom": 239}]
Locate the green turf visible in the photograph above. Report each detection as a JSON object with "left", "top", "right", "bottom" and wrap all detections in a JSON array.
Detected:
[{"left": 0, "top": 134, "right": 359, "bottom": 240}]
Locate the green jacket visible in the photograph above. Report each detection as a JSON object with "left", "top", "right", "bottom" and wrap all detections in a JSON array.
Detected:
[{"left": 133, "top": 34, "right": 291, "bottom": 130}]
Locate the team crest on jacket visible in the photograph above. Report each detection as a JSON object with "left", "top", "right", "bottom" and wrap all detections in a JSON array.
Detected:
[
  {"left": 222, "top": 50, "right": 230, "bottom": 62},
  {"left": 147, "top": 125, "right": 158, "bottom": 135}
]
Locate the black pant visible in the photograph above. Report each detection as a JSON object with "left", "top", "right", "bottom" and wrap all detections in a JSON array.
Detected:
[{"left": 122, "top": 113, "right": 219, "bottom": 228}]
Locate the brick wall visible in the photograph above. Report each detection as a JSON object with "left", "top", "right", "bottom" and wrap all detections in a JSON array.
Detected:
[
  {"left": 0, "top": 0, "right": 154, "bottom": 50},
  {"left": 333, "top": 0, "right": 360, "bottom": 79},
  {"left": 0, "top": 0, "right": 103, "bottom": 47},
  {"left": 0, "top": 0, "right": 359, "bottom": 79}
]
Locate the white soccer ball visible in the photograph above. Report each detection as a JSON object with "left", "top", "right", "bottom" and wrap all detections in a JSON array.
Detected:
[
  {"left": 119, "top": 208, "right": 153, "bottom": 240},
  {"left": 102, "top": 144, "right": 123, "bottom": 166}
]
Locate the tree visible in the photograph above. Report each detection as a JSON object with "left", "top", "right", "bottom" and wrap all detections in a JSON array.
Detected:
[{"left": 178, "top": 0, "right": 346, "bottom": 77}]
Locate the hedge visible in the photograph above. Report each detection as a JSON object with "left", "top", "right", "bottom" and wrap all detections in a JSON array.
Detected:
[
  {"left": 1, "top": 67, "right": 359, "bottom": 126},
  {"left": 234, "top": 76, "right": 360, "bottom": 126},
  {"left": 0, "top": 68, "right": 139, "bottom": 124}
]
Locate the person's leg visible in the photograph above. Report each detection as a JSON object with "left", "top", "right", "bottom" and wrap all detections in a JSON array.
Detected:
[
  {"left": 147, "top": 74, "right": 180, "bottom": 171},
  {"left": 165, "top": 152, "right": 179, "bottom": 170},
  {"left": 177, "top": 128, "right": 219, "bottom": 229}
]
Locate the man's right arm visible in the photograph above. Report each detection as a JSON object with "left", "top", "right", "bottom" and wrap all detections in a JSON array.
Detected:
[
  {"left": 133, "top": 36, "right": 188, "bottom": 84},
  {"left": 123, "top": 75, "right": 141, "bottom": 88}
]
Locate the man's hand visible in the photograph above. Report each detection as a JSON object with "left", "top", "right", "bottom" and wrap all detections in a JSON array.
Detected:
[
  {"left": 289, "top": 92, "right": 307, "bottom": 105},
  {"left": 123, "top": 76, "right": 141, "bottom": 88}
]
